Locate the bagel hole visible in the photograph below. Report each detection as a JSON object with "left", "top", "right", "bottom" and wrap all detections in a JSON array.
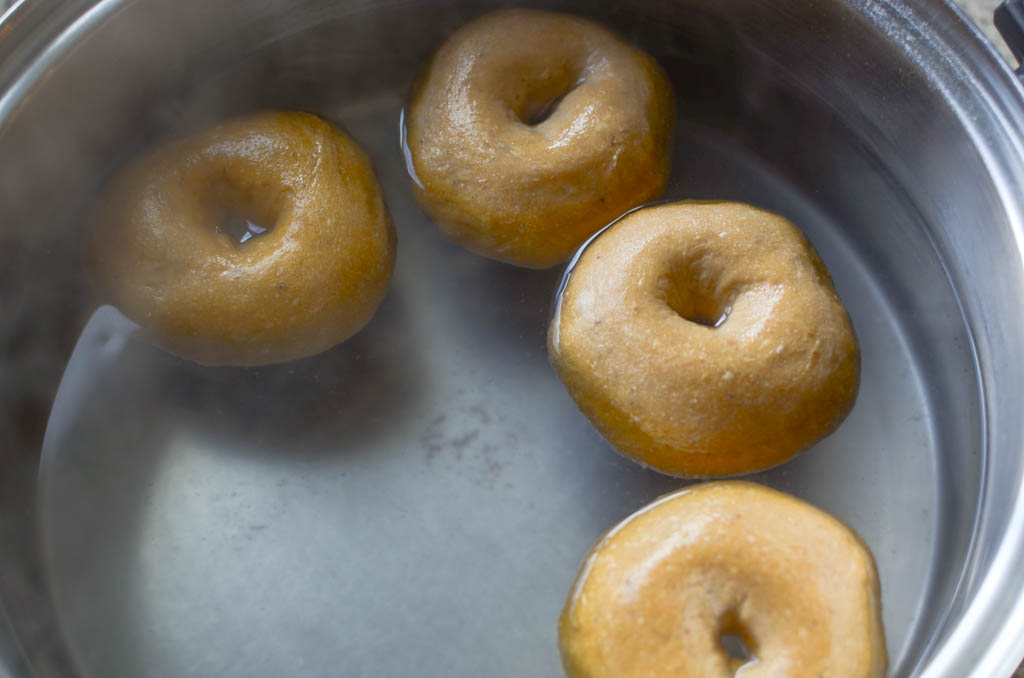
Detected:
[
  {"left": 718, "top": 611, "right": 756, "bottom": 675},
  {"left": 220, "top": 214, "right": 270, "bottom": 245},
  {"left": 660, "top": 264, "right": 732, "bottom": 328},
  {"left": 719, "top": 633, "right": 753, "bottom": 663},
  {"left": 519, "top": 79, "right": 583, "bottom": 126},
  {"left": 208, "top": 181, "right": 281, "bottom": 246}
]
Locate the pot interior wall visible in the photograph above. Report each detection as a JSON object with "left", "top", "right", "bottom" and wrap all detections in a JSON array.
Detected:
[{"left": 0, "top": 0, "right": 1003, "bottom": 676}]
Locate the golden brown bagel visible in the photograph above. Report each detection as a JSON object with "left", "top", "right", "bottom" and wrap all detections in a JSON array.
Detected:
[
  {"left": 560, "top": 481, "right": 887, "bottom": 678},
  {"left": 549, "top": 201, "right": 859, "bottom": 476},
  {"left": 405, "top": 8, "right": 675, "bottom": 268},
  {"left": 86, "top": 111, "right": 396, "bottom": 366}
]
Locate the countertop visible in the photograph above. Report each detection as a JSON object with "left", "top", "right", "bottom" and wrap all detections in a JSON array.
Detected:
[{"left": 957, "top": 0, "right": 1014, "bottom": 60}]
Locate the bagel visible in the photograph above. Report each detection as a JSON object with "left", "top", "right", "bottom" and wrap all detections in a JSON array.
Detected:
[
  {"left": 549, "top": 201, "right": 859, "bottom": 476},
  {"left": 404, "top": 8, "right": 675, "bottom": 268},
  {"left": 559, "top": 481, "right": 887, "bottom": 678},
  {"left": 85, "top": 111, "right": 396, "bottom": 366}
]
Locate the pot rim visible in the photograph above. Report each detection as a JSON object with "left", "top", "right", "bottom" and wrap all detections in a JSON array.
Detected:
[{"left": 864, "top": 1, "right": 1024, "bottom": 676}]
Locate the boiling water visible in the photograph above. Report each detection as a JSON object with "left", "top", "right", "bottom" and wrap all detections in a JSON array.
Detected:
[
  {"left": 45, "top": 93, "right": 944, "bottom": 677},
  {"left": 36, "top": 90, "right": 943, "bottom": 677}
]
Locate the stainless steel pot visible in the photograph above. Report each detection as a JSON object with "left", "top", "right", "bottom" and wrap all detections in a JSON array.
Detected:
[{"left": 1, "top": 0, "right": 1023, "bottom": 676}]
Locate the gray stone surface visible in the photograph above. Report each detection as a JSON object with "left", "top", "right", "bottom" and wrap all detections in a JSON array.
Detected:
[{"left": 957, "top": 0, "right": 1014, "bottom": 61}]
